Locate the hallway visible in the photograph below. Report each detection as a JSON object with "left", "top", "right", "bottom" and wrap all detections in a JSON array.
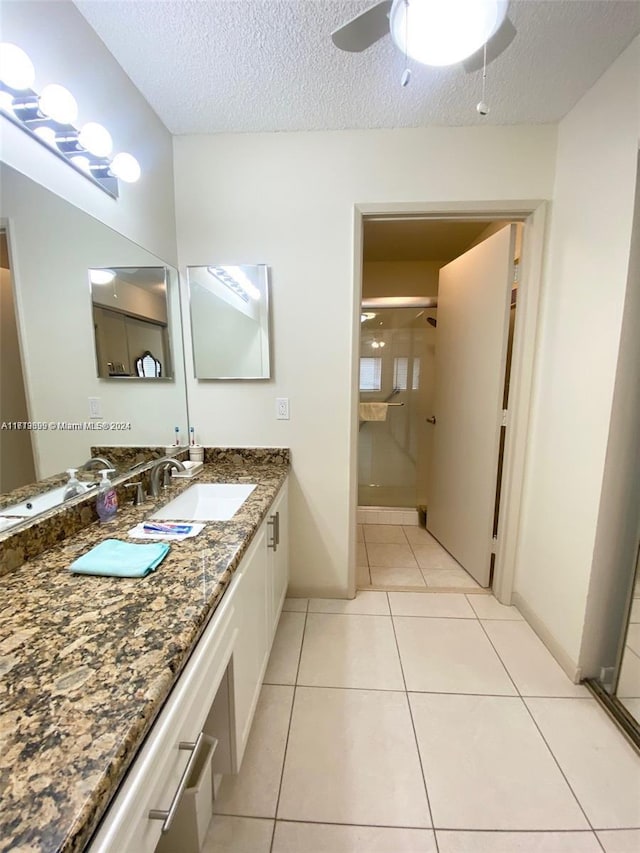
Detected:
[{"left": 204, "top": 591, "right": 640, "bottom": 852}]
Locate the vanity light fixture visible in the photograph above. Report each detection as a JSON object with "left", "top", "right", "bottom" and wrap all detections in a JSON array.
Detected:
[
  {"left": 207, "top": 266, "right": 261, "bottom": 302},
  {"left": 0, "top": 42, "right": 141, "bottom": 198}
]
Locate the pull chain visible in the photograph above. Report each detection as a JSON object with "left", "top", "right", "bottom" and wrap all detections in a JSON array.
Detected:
[
  {"left": 477, "top": 42, "right": 489, "bottom": 115},
  {"left": 401, "top": 0, "right": 411, "bottom": 87}
]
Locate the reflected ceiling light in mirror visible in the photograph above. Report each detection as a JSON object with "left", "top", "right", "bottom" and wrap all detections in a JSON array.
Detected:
[
  {"left": 89, "top": 269, "right": 116, "bottom": 285},
  {"left": 207, "top": 266, "right": 260, "bottom": 302},
  {"left": 0, "top": 42, "right": 141, "bottom": 197},
  {"left": 389, "top": 0, "right": 506, "bottom": 66},
  {"left": 225, "top": 265, "right": 261, "bottom": 300}
]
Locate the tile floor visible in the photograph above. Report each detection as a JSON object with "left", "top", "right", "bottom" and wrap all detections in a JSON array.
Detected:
[
  {"left": 357, "top": 524, "right": 483, "bottom": 591},
  {"left": 203, "top": 591, "right": 640, "bottom": 853}
]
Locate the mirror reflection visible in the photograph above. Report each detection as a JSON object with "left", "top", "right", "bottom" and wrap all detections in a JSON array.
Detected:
[
  {"left": 0, "top": 163, "right": 188, "bottom": 500},
  {"left": 187, "top": 264, "right": 271, "bottom": 379},
  {"left": 90, "top": 266, "right": 173, "bottom": 379},
  {"left": 616, "top": 552, "right": 640, "bottom": 724}
]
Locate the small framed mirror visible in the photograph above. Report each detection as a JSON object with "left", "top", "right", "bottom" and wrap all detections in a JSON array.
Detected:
[
  {"left": 187, "top": 264, "right": 271, "bottom": 380},
  {"left": 89, "top": 266, "right": 174, "bottom": 379}
]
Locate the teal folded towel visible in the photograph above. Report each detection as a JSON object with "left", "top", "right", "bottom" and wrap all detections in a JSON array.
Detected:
[{"left": 70, "top": 539, "right": 170, "bottom": 577}]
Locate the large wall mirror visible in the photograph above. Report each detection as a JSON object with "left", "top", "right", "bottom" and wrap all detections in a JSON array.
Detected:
[
  {"left": 187, "top": 264, "right": 271, "bottom": 379},
  {"left": 0, "top": 163, "right": 188, "bottom": 495}
]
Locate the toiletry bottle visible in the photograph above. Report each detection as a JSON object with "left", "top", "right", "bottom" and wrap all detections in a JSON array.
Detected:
[
  {"left": 174, "top": 426, "right": 181, "bottom": 446},
  {"left": 96, "top": 469, "right": 118, "bottom": 523},
  {"left": 63, "top": 468, "right": 87, "bottom": 501}
]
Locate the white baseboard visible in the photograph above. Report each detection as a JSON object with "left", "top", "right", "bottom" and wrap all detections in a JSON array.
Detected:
[
  {"left": 512, "top": 592, "right": 583, "bottom": 683},
  {"left": 357, "top": 506, "right": 419, "bottom": 526}
]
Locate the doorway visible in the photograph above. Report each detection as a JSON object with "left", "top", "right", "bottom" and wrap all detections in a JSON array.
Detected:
[
  {"left": 0, "top": 227, "right": 36, "bottom": 492},
  {"left": 350, "top": 201, "right": 547, "bottom": 602}
]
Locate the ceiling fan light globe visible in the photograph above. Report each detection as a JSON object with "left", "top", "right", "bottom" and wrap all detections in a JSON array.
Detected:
[{"left": 390, "top": 0, "right": 507, "bottom": 67}]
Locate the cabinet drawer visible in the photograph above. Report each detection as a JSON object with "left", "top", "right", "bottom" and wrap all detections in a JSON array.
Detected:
[{"left": 88, "top": 576, "right": 239, "bottom": 853}]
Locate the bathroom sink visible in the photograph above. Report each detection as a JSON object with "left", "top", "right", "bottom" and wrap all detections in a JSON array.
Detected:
[
  {"left": 3, "top": 483, "right": 98, "bottom": 517},
  {"left": 150, "top": 483, "right": 257, "bottom": 521}
]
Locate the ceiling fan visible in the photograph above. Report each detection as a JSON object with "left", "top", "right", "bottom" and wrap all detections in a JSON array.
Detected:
[{"left": 331, "top": 0, "right": 517, "bottom": 73}]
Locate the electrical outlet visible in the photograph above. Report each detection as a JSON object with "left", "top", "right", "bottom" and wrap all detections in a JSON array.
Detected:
[
  {"left": 276, "top": 397, "right": 290, "bottom": 420},
  {"left": 88, "top": 397, "right": 102, "bottom": 419}
]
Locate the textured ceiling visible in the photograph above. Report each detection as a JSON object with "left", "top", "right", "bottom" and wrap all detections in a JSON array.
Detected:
[{"left": 74, "top": 1, "right": 640, "bottom": 133}]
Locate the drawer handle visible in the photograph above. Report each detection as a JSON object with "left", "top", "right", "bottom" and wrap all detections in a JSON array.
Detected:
[
  {"left": 148, "top": 731, "right": 213, "bottom": 833},
  {"left": 267, "top": 514, "right": 277, "bottom": 551}
]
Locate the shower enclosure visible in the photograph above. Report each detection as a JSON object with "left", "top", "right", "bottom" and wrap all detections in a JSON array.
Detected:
[{"left": 358, "top": 301, "right": 436, "bottom": 509}]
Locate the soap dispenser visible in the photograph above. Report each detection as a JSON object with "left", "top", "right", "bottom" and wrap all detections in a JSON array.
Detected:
[
  {"left": 96, "top": 469, "right": 118, "bottom": 523},
  {"left": 63, "top": 469, "right": 88, "bottom": 501}
]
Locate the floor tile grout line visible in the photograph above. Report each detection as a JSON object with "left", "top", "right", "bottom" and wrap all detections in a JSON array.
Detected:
[
  {"left": 388, "top": 609, "right": 440, "bottom": 852},
  {"left": 475, "top": 617, "right": 602, "bottom": 843},
  {"left": 264, "top": 680, "right": 594, "bottom": 699},
  {"left": 519, "top": 697, "right": 608, "bottom": 852},
  {"left": 213, "top": 811, "right": 638, "bottom": 834},
  {"left": 269, "top": 604, "right": 310, "bottom": 853}
]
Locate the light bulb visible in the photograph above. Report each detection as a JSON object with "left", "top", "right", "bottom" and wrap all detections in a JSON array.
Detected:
[
  {"left": 110, "top": 152, "right": 141, "bottom": 183},
  {"left": 226, "top": 265, "right": 261, "bottom": 300},
  {"left": 0, "top": 90, "right": 15, "bottom": 114},
  {"left": 389, "top": 0, "right": 507, "bottom": 67},
  {"left": 371, "top": 341, "right": 380, "bottom": 349},
  {"left": 0, "top": 43, "right": 35, "bottom": 90},
  {"left": 79, "top": 122, "right": 113, "bottom": 157},
  {"left": 34, "top": 126, "right": 57, "bottom": 146},
  {"left": 39, "top": 83, "right": 78, "bottom": 124},
  {"left": 70, "top": 154, "right": 91, "bottom": 173},
  {"left": 89, "top": 269, "right": 115, "bottom": 285}
]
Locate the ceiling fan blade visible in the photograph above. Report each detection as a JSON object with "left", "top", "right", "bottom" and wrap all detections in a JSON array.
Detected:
[
  {"left": 463, "top": 15, "right": 517, "bottom": 73},
  {"left": 331, "top": 0, "right": 393, "bottom": 52}
]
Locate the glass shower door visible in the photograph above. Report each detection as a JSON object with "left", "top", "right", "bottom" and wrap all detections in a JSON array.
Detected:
[{"left": 358, "top": 305, "right": 436, "bottom": 508}]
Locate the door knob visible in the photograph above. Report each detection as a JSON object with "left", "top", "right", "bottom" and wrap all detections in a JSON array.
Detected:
[{"left": 426, "top": 416, "right": 436, "bottom": 424}]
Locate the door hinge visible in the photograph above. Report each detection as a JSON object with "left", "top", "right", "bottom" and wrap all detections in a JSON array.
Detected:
[
  {"left": 491, "top": 534, "right": 498, "bottom": 554},
  {"left": 501, "top": 409, "right": 508, "bottom": 427}
]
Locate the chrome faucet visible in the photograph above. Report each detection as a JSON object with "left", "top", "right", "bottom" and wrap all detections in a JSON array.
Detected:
[
  {"left": 150, "top": 458, "right": 186, "bottom": 497},
  {"left": 80, "top": 456, "right": 113, "bottom": 473}
]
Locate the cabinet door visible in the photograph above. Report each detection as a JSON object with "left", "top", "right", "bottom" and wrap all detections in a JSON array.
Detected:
[
  {"left": 232, "top": 525, "right": 270, "bottom": 767},
  {"left": 270, "top": 482, "right": 289, "bottom": 635}
]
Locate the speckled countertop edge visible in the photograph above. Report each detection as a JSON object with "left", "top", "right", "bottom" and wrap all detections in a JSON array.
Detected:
[{"left": 0, "top": 453, "right": 289, "bottom": 853}]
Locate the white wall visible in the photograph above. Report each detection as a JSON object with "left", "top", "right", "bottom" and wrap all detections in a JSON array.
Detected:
[
  {"left": 174, "top": 125, "right": 557, "bottom": 595},
  {"left": 0, "top": 1, "right": 177, "bottom": 264},
  {"left": 513, "top": 37, "right": 640, "bottom": 673}
]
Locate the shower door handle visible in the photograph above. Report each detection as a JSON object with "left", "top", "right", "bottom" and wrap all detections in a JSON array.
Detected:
[{"left": 426, "top": 416, "right": 436, "bottom": 425}]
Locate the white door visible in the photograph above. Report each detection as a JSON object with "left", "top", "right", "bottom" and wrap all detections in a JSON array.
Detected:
[{"left": 427, "top": 225, "right": 516, "bottom": 586}]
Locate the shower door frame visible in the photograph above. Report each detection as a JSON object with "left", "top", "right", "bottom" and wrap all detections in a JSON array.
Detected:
[
  {"left": 359, "top": 296, "right": 438, "bottom": 510},
  {"left": 349, "top": 200, "right": 548, "bottom": 606}
]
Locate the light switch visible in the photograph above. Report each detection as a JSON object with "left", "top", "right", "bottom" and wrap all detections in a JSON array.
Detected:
[
  {"left": 89, "top": 397, "right": 102, "bottom": 419},
  {"left": 276, "top": 398, "right": 290, "bottom": 420}
]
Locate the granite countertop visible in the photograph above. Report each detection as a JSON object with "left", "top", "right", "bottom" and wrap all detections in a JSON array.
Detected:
[{"left": 0, "top": 454, "right": 289, "bottom": 852}]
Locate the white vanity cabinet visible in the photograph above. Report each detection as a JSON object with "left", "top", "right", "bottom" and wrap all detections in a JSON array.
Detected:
[
  {"left": 88, "top": 478, "right": 288, "bottom": 853},
  {"left": 232, "top": 480, "right": 289, "bottom": 767}
]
